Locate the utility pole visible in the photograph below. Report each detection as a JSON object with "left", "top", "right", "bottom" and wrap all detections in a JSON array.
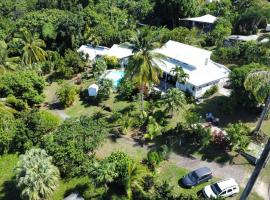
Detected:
[{"left": 240, "top": 138, "right": 270, "bottom": 200}]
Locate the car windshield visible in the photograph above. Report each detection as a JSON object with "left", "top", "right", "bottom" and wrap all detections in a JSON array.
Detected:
[
  {"left": 211, "top": 183, "right": 222, "bottom": 195},
  {"left": 189, "top": 171, "right": 199, "bottom": 181}
]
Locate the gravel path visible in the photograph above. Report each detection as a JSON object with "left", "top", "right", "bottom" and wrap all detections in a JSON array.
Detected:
[{"left": 52, "top": 110, "right": 70, "bottom": 120}]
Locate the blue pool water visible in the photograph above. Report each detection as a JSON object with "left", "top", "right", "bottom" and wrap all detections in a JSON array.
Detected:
[{"left": 105, "top": 71, "right": 125, "bottom": 87}]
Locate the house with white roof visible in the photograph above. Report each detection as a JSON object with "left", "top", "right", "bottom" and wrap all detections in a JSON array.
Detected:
[
  {"left": 78, "top": 43, "right": 133, "bottom": 66},
  {"left": 224, "top": 35, "right": 269, "bottom": 46},
  {"left": 180, "top": 14, "right": 218, "bottom": 32},
  {"left": 154, "top": 40, "right": 230, "bottom": 98}
]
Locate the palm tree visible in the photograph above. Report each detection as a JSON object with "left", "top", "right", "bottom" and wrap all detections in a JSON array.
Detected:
[
  {"left": 126, "top": 28, "right": 163, "bottom": 112},
  {"left": 162, "top": 88, "right": 186, "bottom": 117},
  {"left": 0, "top": 40, "right": 19, "bottom": 73},
  {"left": 170, "top": 66, "right": 189, "bottom": 84},
  {"left": 124, "top": 161, "right": 148, "bottom": 199},
  {"left": 244, "top": 70, "right": 270, "bottom": 133},
  {"left": 14, "top": 28, "right": 47, "bottom": 65},
  {"left": 144, "top": 116, "right": 162, "bottom": 140},
  {"left": 14, "top": 148, "right": 60, "bottom": 200}
]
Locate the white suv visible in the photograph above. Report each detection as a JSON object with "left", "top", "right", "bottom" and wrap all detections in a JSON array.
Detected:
[{"left": 203, "top": 178, "right": 240, "bottom": 198}]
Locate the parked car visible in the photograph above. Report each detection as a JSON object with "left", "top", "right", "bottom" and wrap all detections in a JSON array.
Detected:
[
  {"left": 202, "top": 178, "right": 240, "bottom": 199},
  {"left": 181, "top": 167, "right": 212, "bottom": 188}
]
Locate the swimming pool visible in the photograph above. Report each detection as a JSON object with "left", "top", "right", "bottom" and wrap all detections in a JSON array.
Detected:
[{"left": 104, "top": 70, "right": 125, "bottom": 87}]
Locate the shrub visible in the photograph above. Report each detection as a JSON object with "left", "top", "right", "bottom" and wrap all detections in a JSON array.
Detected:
[
  {"left": 98, "top": 79, "right": 113, "bottom": 100},
  {"left": 0, "top": 111, "right": 16, "bottom": 154},
  {"left": 203, "top": 85, "right": 218, "bottom": 98},
  {"left": 117, "top": 78, "right": 136, "bottom": 100},
  {"left": 57, "top": 83, "right": 77, "bottom": 108},
  {"left": 147, "top": 145, "right": 170, "bottom": 170},
  {"left": 6, "top": 95, "right": 28, "bottom": 111},
  {"left": 104, "top": 55, "right": 120, "bottom": 69},
  {"left": 13, "top": 109, "right": 60, "bottom": 153}
]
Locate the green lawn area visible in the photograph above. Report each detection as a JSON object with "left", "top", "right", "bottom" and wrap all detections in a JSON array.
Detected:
[
  {"left": 157, "top": 161, "right": 216, "bottom": 197},
  {"left": 95, "top": 137, "right": 148, "bottom": 160},
  {"left": 0, "top": 154, "right": 20, "bottom": 200},
  {"left": 52, "top": 177, "right": 91, "bottom": 200}
]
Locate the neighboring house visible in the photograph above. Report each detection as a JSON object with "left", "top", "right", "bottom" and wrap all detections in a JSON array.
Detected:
[
  {"left": 77, "top": 45, "right": 109, "bottom": 60},
  {"left": 180, "top": 14, "right": 218, "bottom": 32},
  {"left": 154, "top": 40, "right": 230, "bottom": 98},
  {"left": 266, "top": 24, "right": 270, "bottom": 32},
  {"left": 224, "top": 35, "right": 269, "bottom": 46},
  {"left": 78, "top": 43, "right": 133, "bottom": 66}
]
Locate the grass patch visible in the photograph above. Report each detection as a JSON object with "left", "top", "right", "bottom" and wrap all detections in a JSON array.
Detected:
[
  {"left": 0, "top": 154, "right": 20, "bottom": 200},
  {"left": 52, "top": 177, "right": 90, "bottom": 200},
  {"left": 96, "top": 137, "right": 148, "bottom": 160},
  {"left": 157, "top": 161, "right": 216, "bottom": 197}
]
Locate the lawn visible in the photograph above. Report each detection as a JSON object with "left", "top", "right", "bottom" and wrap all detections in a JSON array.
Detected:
[
  {"left": 157, "top": 161, "right": 216, "bottom": 197},
  {"left": 0, "top": 154, "right": 20, "bottom": 200},
  {"left": 52, "top": 177, "right": 91, "bottom": 200},
  {"left": 95, "top": 137, "right": 148, "bottom": 160}
]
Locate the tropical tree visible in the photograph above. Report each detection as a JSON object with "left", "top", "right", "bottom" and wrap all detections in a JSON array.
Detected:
[
  {"left": 14, "top": 148, "right": 59, "bottom": 200},
  {"left": 0, "top": 40, "right": 19, "bottom": 73},
  {"left": 225, "top": 123, "right": 250, "bottom": 151},
  {"left": 162, "top": 88, "right": 186, "bottom": 117},
  {"left": 0, "top": 111, "right": 16, "bottom": 154},
  {"left": 90, "top": 161, "right": 117, "bottom": 191},
  {"left": 144, "top": 116, "right": 162, "bottom": 140},
  {"left": 126, "top": 28, "right": 163, "bottom": 112},
  {"left": 170, "top": 66, "right": 189, "bottom": 84},
  {"left": 124, "top": 160, "right": 148, "bottom": 199},
  {"left": 244, "top": 70, "right": 270, "bottom": 132},
  {"left": 14, "top": 28, "right": 47, "bottom": 65},
  {"left": 57, "top": 83, "right": 78, "bottom": 108}
]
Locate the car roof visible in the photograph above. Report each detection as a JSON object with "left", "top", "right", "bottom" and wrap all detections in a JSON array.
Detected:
[
  {"left": 216, "top": 178, "right": 238, "bottom": 191},
  {"left": 193, "top": 167, "right": 212, "bottom": 177}
]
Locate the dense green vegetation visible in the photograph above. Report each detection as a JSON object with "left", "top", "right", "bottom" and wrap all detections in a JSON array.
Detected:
[{"left": 0, "top": 0, "right": 270, "bottom": 199}]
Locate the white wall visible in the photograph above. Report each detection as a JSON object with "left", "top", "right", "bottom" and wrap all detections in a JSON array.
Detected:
[{"left": 176, "top": 78, "right": 228, "bottom": 98}]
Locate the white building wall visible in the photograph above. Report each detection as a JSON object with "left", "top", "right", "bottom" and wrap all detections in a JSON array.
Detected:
[{"left": 176, "top": 77, "right": 228, "bottom": 98}]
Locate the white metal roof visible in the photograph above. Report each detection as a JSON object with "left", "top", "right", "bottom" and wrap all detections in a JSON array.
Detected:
[
  {"left": 181, "top": 14, "right": 217, "bottom": 24},
  {"left": 154, "top": 40, "right": 230, "bottom": 87},
  {"left": 77, "top": 45, "right": 109, "bottom": 60},
  {"left": 88, "top": 83, "right": 99, "bottom": 89},
  {"left": 216, "top": 178, "right": 238, "bottom": 191},
  {"left": 106, "top": 44, "right": 133, "bottom": 59},
  {"left": 155, "top": 58, "right": 229, "bottom": 87},
  {"left": 155, "top": 40, "right": 212, "bottom": 69},
  {"left": 227, "top": 35, "right": 259, "bottom": 42},
  {"left": 266, "top": 24, "right": 270, "bottom": 31},
  {"left": 78, "top": 44, "right": 133, "bottom": 60}
]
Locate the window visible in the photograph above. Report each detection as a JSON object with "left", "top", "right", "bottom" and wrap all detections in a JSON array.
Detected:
[
  {"left": 227, "top": 189, "right": 233, "bottom": 193},
  {"left": 220, "top": 191, "right": 226, "bottom": 195}
]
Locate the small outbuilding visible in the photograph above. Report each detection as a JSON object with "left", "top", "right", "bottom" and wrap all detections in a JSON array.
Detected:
[
  {"left": 266, "top": 24, "right": 270, "bottom": 32},
  {"left": 88, "top": 84, "right": 99, "bottom": 97}
]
